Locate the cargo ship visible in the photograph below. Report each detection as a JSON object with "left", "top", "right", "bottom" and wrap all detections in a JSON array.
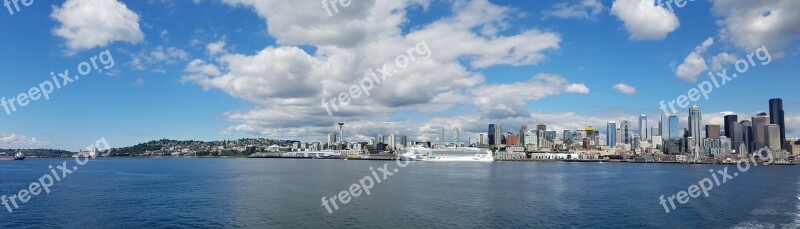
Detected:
[{"left": 0, "top": 152, "right": 25, "bottom": 161}]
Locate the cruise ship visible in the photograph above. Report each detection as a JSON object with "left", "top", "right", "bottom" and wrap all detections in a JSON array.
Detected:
[
  {"left": 0, "top": 152, "right": 25, "bottom": 161},
  {"left": 400, "top": 146, "right": 493, "bottom": 162}
]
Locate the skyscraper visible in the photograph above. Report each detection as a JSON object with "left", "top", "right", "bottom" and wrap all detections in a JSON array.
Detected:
[
  {"left": 639, "top": 114, "right": 648, "bottom": 140},
  {"left": 478, "top": 133, "right": 484, "bottom": 146},
  {"left": 327, "top": 133, "right": 337, "bottom": 144},
  {"left": 400, "top": 135, "right": 407, "bottom": 147},
  {"left": 705, "top": 125, "right": 720, "bottom": 139},
  {"left": 607, "top": 121, "right": 617, "bottom": 148},
  {"left": 752, "top": 112, "right": 769, "bottom": 152},
  {"left": 440, "top": 127, "right": 445, "bottom": 145},
  {"left": 519, "top": 125, "right": 528, "bottom": 145},
  {"left": 494, "top": 124, "right": 503, "bottom": 146},
  {"left": 621, "top": 120, "right": 631, "bottom": 144},
  {"left": 669, "top": 115, "right": 680, "bottom": 140},
  {"left": 739, "top": 120, "right": 752, "bottom": 154},
  {"left": 388, "top": 134, "right": 396, "bottom": 150},
  {"left": 452, "top": 127, "right": 460, "bottom": 146},
  {"left": 765, "top": 124, "right": 781, "bottom": 150},
  {"left": 689, "top": 105, "right": 702, "bottom": 148},
  {"left": 769, "top": 98, "right": 786, "bottom": 149},
  {"left": 724, "top": 115, "right": 738, "bottom": 139},
  {"left": 661, "top": 115, "right": 671, "bottom": 139},
  {"left": 488, "top": 124, "right": 496, "bottom": 146}
]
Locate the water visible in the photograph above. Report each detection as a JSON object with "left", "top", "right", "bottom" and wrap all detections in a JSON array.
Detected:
[{"left": 0, "top": 158, "right": 798, "bottom": 228}]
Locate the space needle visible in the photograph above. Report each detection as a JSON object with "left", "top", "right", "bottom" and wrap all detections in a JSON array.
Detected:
[{"left": 337, "top": 121, "right": 345, "bottom": 145}]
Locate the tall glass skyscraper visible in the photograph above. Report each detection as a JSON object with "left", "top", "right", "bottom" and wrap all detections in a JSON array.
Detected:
[
  {"left": 769, "top": 98, "right": 786, "bottom": 149},
  {"left": 689, "top": 105, "right": 702, "bottom": 148},
  {"left": 639, "top": 114, "right": 648, "bottom": 140},
  {"left": 669, "top": 115, "right": 680, "bottom": 140},
  {"left": 488, "top": 124, "right": 496, "bottom": 146},
  {"left": 661, "top": 115, "right": 671, "bottom": 140},
  {"left": 621, "top": 120, "right": 631, "bottom": 144},
  {"left": 607, "top": 121, "right": 617, "bottom": 148}
]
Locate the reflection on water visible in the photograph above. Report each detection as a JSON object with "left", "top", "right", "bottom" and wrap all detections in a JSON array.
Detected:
[{"left": 0, "top": 159, "right": 798, "bottom": 228}]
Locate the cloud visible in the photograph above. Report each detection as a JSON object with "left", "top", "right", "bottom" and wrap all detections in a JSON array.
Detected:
[
  {"left": 675, "top": 37, "right": 713, "bottom": 82},
  {"left": 710, "top": 52, "right": 738, "bottom": 71},
  {"left": 713, "top": 0, "right": 800, "bottom": 56},
  {"left": 127, "top": 46, "right": 190, "bottom": 72},
  {"left": 207, "top": 41, "right": 226, "bottom": 56},
  {"left": 0, "top": 133, "right": 49, "bottom": 147},
  {"left": 613, "top": 83, "right": 637, "bottom": 94},
  {"left": 611, "top": 0, "right": 679, "bottom": 40},
  {"left": 471, "top": 74, "right": 571, "bottom": 119},
  {"left": 182, "top": 0, "right": 571, "bottom": 139},
  {"left": 542, "top": 0, "right": 604, "bottom": 20},
  {"left": 51, "top": 0, "right": 144, "bottom": 53},
  {"left": 565, "top": 83, "right": 591, "bottom": 94}
]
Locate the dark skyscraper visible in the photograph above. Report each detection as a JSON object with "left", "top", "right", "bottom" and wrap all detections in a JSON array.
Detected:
[
  {"left": 488, "top": 124, "right": 496, "bottom": 146},
  {"left": 769, "top": 98, "right": 786, "bottom": 149},
  {"left": 724, "top": 115, "right": 738, "bottom": 139}
]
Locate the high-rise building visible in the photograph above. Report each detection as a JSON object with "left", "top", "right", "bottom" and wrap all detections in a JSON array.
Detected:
[
  {"left": 607, "top": 121, "right": 617, "bottom": 148},
  {"left": 507, "top": 133, "right": 519, "bottom": 146},
  {"left": 765, "top": 124, "right": 782, "bottom": 150},
  {"left": 615, "top": 128, "right": 622, "bottom": 145},
  {"left": 478, "top": 133, "right": 485, "bottom": 146},
  {"left": 562, "top": 130, "right": 574, "bottom": 145},
  {"left": 769, "top": 98, "right": 786, "bottom": 149},
  {"left": 452, "top": 127, "right": 460, "bottom": 146},
  {"left": 621, "top": 120, "right": 631, "bottom": 144},
  {"left": 519, "top": 125, "right": 528, "bottom": 145},
  {"left": 439, "top": 127, "right": 445, "bottom": 145},
  {"left": 752, "top": 112, "right": 769, "bottom": 152},
  {"left": 524, "top": 129, "right": 538, "bottom": 149},
  {"left": 327, "top": 133, "right": 337, "bottom": 144},
  {"left": 400, "top": 135, "right": 407, "bottom": 147},
  {"left": 639, "top": 114, "right": 648, "bottom": 140},
  {"left": 661, "top": 115, "right": 670, "bottom": 139},
  {"left": 730, "top": 123, "right": 743, "bottom": 151},
  {"left": 740, "top": 120, "right": 752, "bottom": 154},
  {"left": 632, "top": 135, "right": 641, "bottom": 149},
  {"left": 651, "top": 127, "right": 660, "bottom": 137},
  {"left": 537, "top": 124, "right": 546, "bottom": 132},
  {"left": 669, "top": 115, "right": 680, "bottom": 140},
  {"left": 488, "top": 124, "right": 496, "bottom": 146},
  {"left": 494, "top": 124, "right": 504, "bottom": 146},
  {"left": 724, "top": 115, "right": 738, "bottom": 139},
  {"left": 705, "top": 125, "right": 720, "bottom": 139},
  {"left": 388, "top": 134, "right": 396, "bottom": 150},
  {"left": 689, "top": 105, "right": 702, "bottom": 148},
  {"left": 377, "top": 134, "right": 385, "bottom": 144}
]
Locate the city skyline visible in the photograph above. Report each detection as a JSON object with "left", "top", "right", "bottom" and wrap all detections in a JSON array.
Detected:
[{"left": 1, "top": 0, "right": 799, "bottom": 150}]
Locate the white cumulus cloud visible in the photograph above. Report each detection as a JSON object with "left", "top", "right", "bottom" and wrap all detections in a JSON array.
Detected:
[
  {"left": 51, "top": 0, "right": 144, "bottom": 53},
  {"left": 611, "top": 0, "right": 680, "bottom": 40},
  {"left": 613, "top": 83, "right": 637, "bottom": 94}
]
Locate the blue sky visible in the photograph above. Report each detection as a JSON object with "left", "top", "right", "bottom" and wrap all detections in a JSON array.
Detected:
[{"left": 0, "top": 0, "right": 798, "bottom": 150}]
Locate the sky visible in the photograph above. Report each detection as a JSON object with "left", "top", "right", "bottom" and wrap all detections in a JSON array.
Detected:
[{"left": 0, "top": 0, "right": 798, "bottom": 150}]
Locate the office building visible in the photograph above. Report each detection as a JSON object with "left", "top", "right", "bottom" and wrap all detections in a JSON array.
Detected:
[
  {"left": 752, "top": 112, "right": 769, "bottom": 152},
  {"left": 661, "top": 115, "right": 670, "bottom": 139},
  {"left": 689, "top": 105, "right": 702, "bottom": 148},
  {"left": 488, "top": 124, "right": 497, "bottom": 146},
  {"left": 705, "top": 125, "right": 720, "bottom": 139},
  {"left": 765, "top": 124, "right": 781, "bottom": 150},
  {"left": 769, "top": 98, "right": 786, "bottom": 149},
  {"left": 519, "top": 125, "right": 528, "bottom": 145},
  {"left": 669, "top": 115, "right": 680, "bottom": 140},
  {"left": 621, "top": 120, "right": 631, "bottom": 144},
  {"left": 607, "top": 121, "right": 617, "bottom": 148},
  {"left": 327, "top": 133, "right": 337, "bottom": 144},
  {"left": 740, "top": 120, "right": 752, "bottom": 154},
  {"left": 724, "top": 115, "right": 738, "bottom": 139},
  {"left": 400, "top": 135, "right": 407, "bottom": 147},
  {"left": 639, "top": 114, "right": 648, "bottom": 140}
]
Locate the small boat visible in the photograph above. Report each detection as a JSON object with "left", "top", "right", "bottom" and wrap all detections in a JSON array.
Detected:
[{"left": 0, "top": 152, "right": 25, "bottom": 161}]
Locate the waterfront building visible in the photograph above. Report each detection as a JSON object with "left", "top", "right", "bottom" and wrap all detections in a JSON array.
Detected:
[
  {"left": 488, "top": 124, "right": 497, "bottom": 146},
  {"left": 769, "top": 98, "right": 786, "bottom": 149},
  {"left": 669, "top": 115, "right": 680, "bottom": 140},
  {"left": 661, "top": 115, "right": 670, "bottom": 139},
  {"left": 519, "top": 125, "right": 528, "bottom": 145},
  {"left": 740, "top": 120, "right": 753, "bottom": 154},
  {"left": 639, "top": 114, "right": 648, "bottom": 140},
  {"left": 705, "top": 125, "right": 720, "bottom": 139},
  {"left": 327, "top": 133, "right": 337, "bottom": 144},
  {"left": 751, "top": 112, "right": 769, "bottom": 152},
  {"left": 607, "top": 121, "right": 617, "bottom": 148},
  {"left": 507, "top": 133, "right": 519, "bottom": 146},
  {"left": 765, "top": 124, "right": 782, "bottom": 151},
  {"left": 401, "top": 135, "right": 407, "bottom": 147},
  {"left": 621, "top": 120, "right": 632, "bottom": 144},
  {"left": 724, "top": 115, "right": 738, "bottom": 140},
  {"left": 689, "top": 105, "right": 702, "bottom": 148},
  {"left": 495, "top": 124, "right": 504, "bottom": 146},
  {"left": 524, "top": 129, "right": 539, "bottom": 151},
  {"left": 388, "top": 134, "right": 396, "bottom": 151}
]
